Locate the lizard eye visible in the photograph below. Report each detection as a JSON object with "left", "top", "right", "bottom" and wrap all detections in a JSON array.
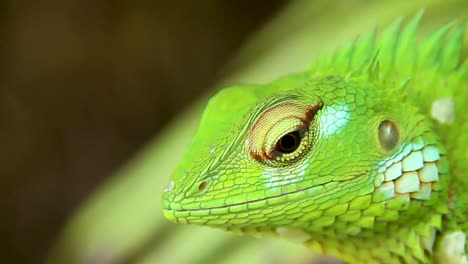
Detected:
[
  {"left": 276, "top": 131, "right": 301, "bottom": 154},
  {"left": 247, "top": 100, "right": 323, "bottom": 165}
]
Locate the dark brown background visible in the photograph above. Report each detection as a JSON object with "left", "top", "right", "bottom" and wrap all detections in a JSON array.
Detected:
[{"left": 0, "top": 1, "right": 286, "bottom": 263}]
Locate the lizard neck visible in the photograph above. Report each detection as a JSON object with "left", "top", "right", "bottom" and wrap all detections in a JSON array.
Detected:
[{"left": 301, "top": 216, "right": 440, "bottom": 263}]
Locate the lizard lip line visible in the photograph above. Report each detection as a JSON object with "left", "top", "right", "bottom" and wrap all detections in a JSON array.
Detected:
[{"left": 164, "top": 183, "right": 331, "bottom": 213}]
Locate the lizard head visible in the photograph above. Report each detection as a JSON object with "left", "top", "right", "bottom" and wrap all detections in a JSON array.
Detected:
[
  {"left": 161, "top": 72, "right": 447, "bottom": 237},
  {"left": 161, "top": 13, "right": 464, "bottom": 262}
]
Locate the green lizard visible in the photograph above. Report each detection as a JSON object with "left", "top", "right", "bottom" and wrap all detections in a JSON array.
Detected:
[{"left": 162, "top": 13, "right": 467, "bottom": 264}]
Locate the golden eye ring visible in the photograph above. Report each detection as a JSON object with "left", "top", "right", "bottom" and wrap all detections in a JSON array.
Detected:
[{"left": 246, "top": 100, "right": 323, "bottom": 166}]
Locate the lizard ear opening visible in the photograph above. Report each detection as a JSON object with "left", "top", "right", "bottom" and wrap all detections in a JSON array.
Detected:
[{"left": 378, "top": 120, "right": 399, "bottom": 152}]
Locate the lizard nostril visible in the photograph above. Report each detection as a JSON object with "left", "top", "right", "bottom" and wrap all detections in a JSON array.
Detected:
[{"left": 198, "top": 181, "right": 208, "bottom": 191}]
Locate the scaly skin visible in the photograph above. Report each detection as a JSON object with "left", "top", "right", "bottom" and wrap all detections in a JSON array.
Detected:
[{"left": 162, "top": 13, "right": 467, "bottom": 264}]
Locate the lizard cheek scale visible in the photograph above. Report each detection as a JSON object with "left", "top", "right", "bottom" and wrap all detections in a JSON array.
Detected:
[{"left": 374, "top": 139, "right": 445, "bottom": 203}]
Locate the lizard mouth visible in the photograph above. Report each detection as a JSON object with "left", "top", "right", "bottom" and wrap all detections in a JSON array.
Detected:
[
  {"left": 162, "top": 183, "right": 332, "bottom": 225},
  {"left": 164, "top": 185, "right": 308, "bottom": 210}
]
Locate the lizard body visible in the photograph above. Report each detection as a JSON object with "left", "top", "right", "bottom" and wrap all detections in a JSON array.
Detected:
[{"left": 162, "top": 13, "right": 467, "bottom": 263}]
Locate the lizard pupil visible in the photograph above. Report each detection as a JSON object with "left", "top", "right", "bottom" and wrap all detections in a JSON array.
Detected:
[{"left": 276, "top": 131, "right": 301, "bottom": 154}]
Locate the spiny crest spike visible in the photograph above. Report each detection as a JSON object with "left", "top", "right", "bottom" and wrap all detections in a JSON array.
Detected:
[
  {"left": 332, "top": 37, "right": 357, "bottom": 72},
  {"left": 367, "top": 50, "right": 380, "bottom": 81},
  {"left": 377, "top": 16, "right": 403, "bottom": 75},
  {"left": 351, "top": 25, "right": 377, "bottom": 70},
  {"left": 397, "top": 78, "right": 411, "bottom": 90},
  {"left": 344, "top": 71, "right": 353, "bottom": 81},
  {"left": 418, "top": 21, "right": 455, "bottom": 68},
  {"left": 439, "top": 22, "right": 465, "bottom": 72},
  {"left": 395, "top": 10, "right": 424, "bottom": 74},
  {"left": 312, "top": 10, "right": 464, "bottom": 78},
  {"left": 462, "top": 60, "right": 468, "bottom": 80}
]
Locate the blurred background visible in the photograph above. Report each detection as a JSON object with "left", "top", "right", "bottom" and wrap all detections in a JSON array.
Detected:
[
  {"left": 1, "top": 1, "right": 285, "bottom": 263},
  {"left": 1, "top": 1, "right": 466, "bottom": 264}
]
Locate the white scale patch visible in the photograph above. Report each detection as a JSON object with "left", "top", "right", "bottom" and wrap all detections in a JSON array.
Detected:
[
  {"left": 164, "top": 180, "right": 175, "bottom": 192},
  {"left": 437, "top": 231, "right": 467, "bottom": 264},
  {"left": 319, "top": 104, "right": 350, "bottom": 137},
  {"left": 376, "top": 181, "right": 395, "bottom": 200},
  {"left": 431, "top": 98, "right": 455, "bottom": 124},
  {"left": 385, "top": 162, "right": 402, "bottom": 181},
  {"left": 262, "top": 162, "right": 310, "bottom": 188},
  {"left": 395, "top": 171, "right": 420, "bottom": 193},
  {"left": 374, "top": 142, "right": 442, "bottom": 201},
  {"left": 423, "top": 146, "right": 440, "bottom": 162},
  {"left": 401, "top": 150, "right": 424, "bottom": 171},
  {"left": 275, "top": 227, "right": 311, "bottom": 243}
]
